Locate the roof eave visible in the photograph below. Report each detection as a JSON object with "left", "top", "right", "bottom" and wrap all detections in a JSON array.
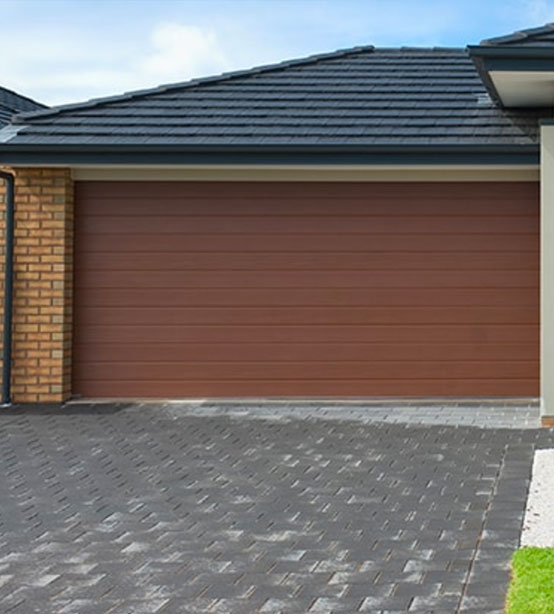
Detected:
[
  {"left": 468, "top": 45, "right": 554, "bottom": 107},
  {"left": 0, "top": 144, "right": 539, "bottom": 166},
  {"left": 480, "top": 23, "right": 554, "bottom": 46},
  {"left": 468, "top": 45, "right": 554, "bottom": 59}
]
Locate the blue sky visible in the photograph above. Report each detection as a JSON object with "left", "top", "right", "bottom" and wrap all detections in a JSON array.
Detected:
[{"left": 1, "top": 0, "right": 554, "bottom": 106}]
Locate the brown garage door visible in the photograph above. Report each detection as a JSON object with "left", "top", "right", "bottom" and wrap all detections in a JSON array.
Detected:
[{"left": 73, "top": 181, "right": 539, "bottom": 398}]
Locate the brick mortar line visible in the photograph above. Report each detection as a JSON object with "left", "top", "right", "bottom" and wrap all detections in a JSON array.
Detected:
[{"left": 455, "top": 443, "right": 509, "bottom": 614}]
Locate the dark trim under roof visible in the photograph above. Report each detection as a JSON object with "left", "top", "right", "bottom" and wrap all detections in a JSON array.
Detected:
[
  {"left": 0, "top": 144, "right": 539, "bottom": 166},
  {"left": 465, "top": 47, "right": 554, "bottom": 107},
  {"left": 467, "top": 24, "right": 554, "bottom": 107}
]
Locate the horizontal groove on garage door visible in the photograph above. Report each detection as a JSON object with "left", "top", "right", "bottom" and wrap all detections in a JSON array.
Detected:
[{"left": 73, "top": 181, "right": 539, "bottom": 398}]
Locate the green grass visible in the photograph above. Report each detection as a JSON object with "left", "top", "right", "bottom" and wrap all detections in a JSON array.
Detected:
[{"left": 507, "top": 548, "right": 554, "bottom": 614}]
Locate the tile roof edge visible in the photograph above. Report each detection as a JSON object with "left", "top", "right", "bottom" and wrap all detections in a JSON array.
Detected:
[
  {"left": 0, "top": 124, "right": 25, "bottom": 143},
  {"left": 376, "top": 46, "right": 465, "bottom": 52},
  {"left": 0, "top": 85, "right": 47, "bottom": 110},
  {"left": 12, "top": 44, "right": 377, "bottom": 124},
  {"left": 481, "top": 22, "right": 554, "bottom": 46}
]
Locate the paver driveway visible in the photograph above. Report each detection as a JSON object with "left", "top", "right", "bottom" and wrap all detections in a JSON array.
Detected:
[{"left": 0, "top": 403, "right": 552, "bottom": 614}]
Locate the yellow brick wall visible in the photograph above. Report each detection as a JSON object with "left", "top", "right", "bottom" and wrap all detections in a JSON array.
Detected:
[{"left": 0, "top": 168, "right": 74, "bottom": 403}]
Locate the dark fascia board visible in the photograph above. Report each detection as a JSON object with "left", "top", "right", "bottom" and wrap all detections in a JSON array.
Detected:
[
  {"left": 467, "top": 45, "right": 554, "bottom": 59},
  {"left": 468, "top": 45, "right": 554, "bottom": 106},
  {"left": 478, "top": 55, "right": 554, "bottom": 71},
  {"left": 0, "top": 144, "right": 539, "bottom": 166},
  {"left": 469, "top": 53, "right": 503, "bottom": 106}
]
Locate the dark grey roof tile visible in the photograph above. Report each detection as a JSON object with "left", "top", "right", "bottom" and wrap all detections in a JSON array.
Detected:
[
  {"left": 0, "top": 86, "right": 45, "bottom": 127},
  {"left": 482, "top": 23, "right": 554, "bottom": 46},
  {"left": 0, "top": 46, "right": 547, "bottom": 148}
]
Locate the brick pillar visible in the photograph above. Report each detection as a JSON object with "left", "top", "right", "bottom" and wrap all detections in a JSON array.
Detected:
[{"left": 0, "top": 168, "right": 74, "bottom": 403}]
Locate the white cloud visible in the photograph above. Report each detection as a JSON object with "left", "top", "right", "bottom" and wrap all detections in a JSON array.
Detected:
[
  {"left": 141, "top": 23, "right": 231, "bottom": 82},
  {"left": 2, "top": 0, "right": 536, "bottom": 107},
  {"left": 521, "top": 0, "right": 554, "bottom": 23},
  {"left": 0, "top": 21, "right": 236, "bottom": 105}
]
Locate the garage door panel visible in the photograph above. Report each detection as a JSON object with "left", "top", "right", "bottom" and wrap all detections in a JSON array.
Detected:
[
  {"left": 78, "top": 251, "right": 539, "bottom": 272},
  {"left": 74, "top": 342, "right": 539, "bottom": 362},
  {"left": 76, "top": 180, "right": 538, "bottom": 201},
  {"left": 83, "top": 197, "right": 538, "bottom": 218},
  {"left": 72, "top": 379, "right": 538, "bottom": 399},
  {"left": 75, "top": 306, "right": 538, "bottom": 326},
  {"left": 74, "top": 360, "right": 539, "bottom": 381},
  {"left": 75, "top": 270, "right": 537, "bottom": 289},
  {"left": 73, "top": 180, "right": 539, "bottom": 398},
  {"left": 81, "top": 214, "right": 537, "bottom": 235},
  {"left": 75, "top": 324, "right": 538, "bottom": 344},
  {"left": 74, "top": 287, "right": 539, "bottom": 308},
  {"left": 76, "top": 232, "right": 538, "bottom": 253}
]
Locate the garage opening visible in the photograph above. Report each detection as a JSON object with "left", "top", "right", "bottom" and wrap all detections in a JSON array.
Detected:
[{"left": 73, "top": 181, "right": 539, "bottom": 399}]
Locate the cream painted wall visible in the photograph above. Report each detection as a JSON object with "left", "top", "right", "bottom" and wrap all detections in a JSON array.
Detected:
[
  {"left": 71, "top": 165, "right": 539, "bottom": 182},
  {"left": 541, "top": 126, "right": 554, "bottom": 417}
]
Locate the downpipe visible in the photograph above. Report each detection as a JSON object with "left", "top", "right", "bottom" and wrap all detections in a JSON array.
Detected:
[{"left": 0, "top": 170, "right": 14, "bottom": 407}]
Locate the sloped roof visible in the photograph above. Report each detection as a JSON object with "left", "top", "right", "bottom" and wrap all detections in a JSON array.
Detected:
[
  {"left": 0, "top": 86, "right": 46, "bottom": 126},
  {"left": 0, "top": 46, "right": 545, "bottom": 152},
  {"left": 482, "top": 23, "right": 554, "bottom": 47}
]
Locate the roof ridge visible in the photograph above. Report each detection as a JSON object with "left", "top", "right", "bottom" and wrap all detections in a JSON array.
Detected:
[
  {"left": 12, "top": 44, "right": 376, "bottom": 123},
  {"left": 0, "top": 85, "right": 47, "bottom": 110},
  {"left": 379, "top": 46, "right": 465, "bottom": 52},
  {"left": 481, "top": 22, "right": 554, "bottom": 46}
]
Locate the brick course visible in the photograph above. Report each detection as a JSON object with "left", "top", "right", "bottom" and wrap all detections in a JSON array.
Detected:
[{"left": 0, "top": 168, "right": 73, "bottom": 402}]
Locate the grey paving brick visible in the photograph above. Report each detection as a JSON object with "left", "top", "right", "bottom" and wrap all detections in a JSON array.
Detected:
[{"left": 0, "top": 402, "right": 551, "bottom": 612}]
